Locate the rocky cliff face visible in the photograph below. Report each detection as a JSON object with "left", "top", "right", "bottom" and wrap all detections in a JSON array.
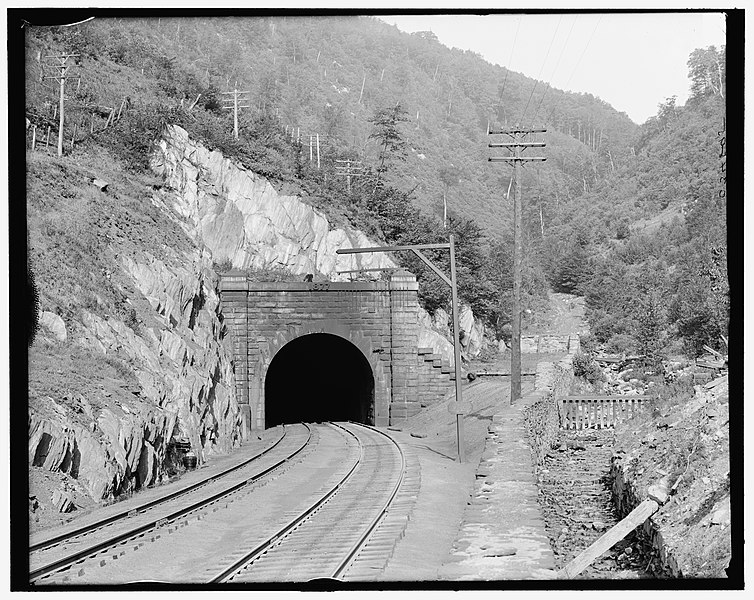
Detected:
[
  {"left": 419, "top": 306, "right": 492, "bottom": 367},
  {"left": 150, "top": 125, "right": 396, "bottom": 278},
  {"left": 29, "top": 246, "right": 240, "bottom": 504}
]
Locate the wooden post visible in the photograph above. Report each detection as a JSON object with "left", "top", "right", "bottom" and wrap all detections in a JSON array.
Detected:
[
  {"left": 309, "top": 135, "right": 313, "bottom": 162},
  {"left": 58, "top": 69, "right": 65, "bottom": 156},
  {"left": 316, "top": 134, "right": 320, "bottom": 169},
  {"left": 46, "top": 126, "right": 51, "bottom": 147},
  {"left": 559, "top": 498, "right": 661, "bottom": 579},
  {"left": 90, "top": 113, "right": 94, "bottom": 133},
  {"left": 511, "top": 142, "right": 522, "bottom": 403},
  {"left": 488, "top": 127, "right": 547, "bottom": 404},
  {"left": 449, "top": 234, "right": 465, "bottom": 463},
  {"left": 71, "top": 123, "right": 77, "bottom": 149},
  {"left": 233, "top": 86, "right": 239, "bottom": 139}
]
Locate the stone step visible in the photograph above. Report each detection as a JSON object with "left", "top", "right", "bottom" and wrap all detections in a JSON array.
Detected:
[
  {"left": 417, "top": 347, "right": 434, "bottom": 355},
  {"left": 423, "top": 353, "right": 442, "bottom": 362}
]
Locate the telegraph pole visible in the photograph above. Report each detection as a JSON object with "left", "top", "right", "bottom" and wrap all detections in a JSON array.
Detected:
[
  {"left": 334, "top": 159, "right": 365, "bottom": 194},
  {"left": 221, "top": 83, "right": 250, "bottom": 139},
  {"left": 488, "top": 126, "right": 546, "bottom": 403},
  {"left": 42, "top": 53, "right": 79, "bottom": 157}
]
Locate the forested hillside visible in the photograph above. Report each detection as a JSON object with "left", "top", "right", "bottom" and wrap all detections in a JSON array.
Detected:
[
  {"left": 541, "top": 46, "right": 728, "bottom": 358},
  {"left": 24, "top": 16, "right": 728, "bottom": 356}
]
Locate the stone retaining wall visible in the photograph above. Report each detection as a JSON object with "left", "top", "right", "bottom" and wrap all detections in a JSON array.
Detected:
[
  {"left": 522, "top": 356, "right": 574, "bottom": 467},
  {"left": 610, "top": 462, "right": 682, "bottom": 577}
]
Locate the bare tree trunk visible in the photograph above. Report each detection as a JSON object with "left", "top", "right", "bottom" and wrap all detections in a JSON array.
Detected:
[{"left": 539, "top": 203, "right": 545, "bottom": 238}]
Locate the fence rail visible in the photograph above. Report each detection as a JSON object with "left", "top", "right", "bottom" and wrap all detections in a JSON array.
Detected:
[{"left": 559, "top": 395, "right": 652, "bottom": 430}]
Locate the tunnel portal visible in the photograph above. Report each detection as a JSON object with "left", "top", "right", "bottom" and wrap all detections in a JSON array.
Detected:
[{"left": 264, "top": 333, "right": 375, "bottom": 428}]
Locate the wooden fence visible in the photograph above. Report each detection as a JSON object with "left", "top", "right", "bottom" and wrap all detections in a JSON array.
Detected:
[{"left": 559, "top": 395, "right": 652, "bottom": 430}]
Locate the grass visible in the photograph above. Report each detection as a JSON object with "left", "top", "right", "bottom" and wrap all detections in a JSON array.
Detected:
[
  {"left": 27, "top": 146, "right": 191, "bottom": 319},
  {"left": 28, "top": 339, "right": 139, "bottom": 431}
]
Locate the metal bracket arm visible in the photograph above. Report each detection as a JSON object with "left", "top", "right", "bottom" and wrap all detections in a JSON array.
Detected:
[{"left": 410, "top": 249, "right": 452, "bottom": 287}]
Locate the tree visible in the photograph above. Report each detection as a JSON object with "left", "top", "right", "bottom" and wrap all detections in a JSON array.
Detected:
[
  {"left": 438, "top": 164, "right": 461, "bottom": 228},
  {"left": 368, "top": 102, "right": 410, "bottom": 191},
  {"left": 688, "top": 46, "right": 725, "bottom": 101}
]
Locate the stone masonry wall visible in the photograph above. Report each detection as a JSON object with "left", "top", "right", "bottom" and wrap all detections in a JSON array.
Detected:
[
  {"left": 522, "top": 356, "right": 575, "bottom": 467},
  {"left": 220, "top": 271, "right": 421, "bottom": 429}
]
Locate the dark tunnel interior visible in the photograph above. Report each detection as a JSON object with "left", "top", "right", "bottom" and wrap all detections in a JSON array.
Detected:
[{"left": 264, "top": 333, "right": 375, "bottom": 428}]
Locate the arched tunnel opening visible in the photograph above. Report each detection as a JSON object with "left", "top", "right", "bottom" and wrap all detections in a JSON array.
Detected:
[{"left": 264, "top": 333, "right": 375, "bottom": 428}]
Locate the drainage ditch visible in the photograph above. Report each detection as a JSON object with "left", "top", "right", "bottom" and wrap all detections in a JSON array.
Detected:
[{"left": 536, "top": 428, "right": 654, "bottom": 579}]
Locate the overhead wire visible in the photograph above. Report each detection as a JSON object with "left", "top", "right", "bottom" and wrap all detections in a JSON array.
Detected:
[
  {"left": 528, "top": 14, "right": 578, "bottom": 128},
  {"left": 517, "top": 14, "right": 563, "bottom": 127},
  {"left": 542, "top": 14, "right": 603, "bottom": 128},
  {"left": 494, "top": 14, "right": 522, "bottom": 125}
]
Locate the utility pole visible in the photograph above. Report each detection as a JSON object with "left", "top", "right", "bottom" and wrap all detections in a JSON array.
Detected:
[
  {"left": 42, "top": 53, "right": 79, "bottom": 157},
  {"left": 488, "top": 126, "right": 546, "bottom": 404},
  {"left": 221, "top": 83, "right": 250, "bottom": 139},
  {"left": 334, "top": 159, "right": 365, "bottom": 194}
]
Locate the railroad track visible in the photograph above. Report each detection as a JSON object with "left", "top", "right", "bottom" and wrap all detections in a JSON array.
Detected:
[
  {"left": 30, "top": 421, "right": 416, "bottom": 585},
  {"left": 29, "top": 423, "right": 314, "bottom": 585},
  {"left": 210, "top": 422, "right": 410, "bottom": 583}
]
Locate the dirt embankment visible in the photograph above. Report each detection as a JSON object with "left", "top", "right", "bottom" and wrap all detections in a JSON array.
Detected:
[{"left": 611, "top": 373, "right": 731, "bottom": 578}]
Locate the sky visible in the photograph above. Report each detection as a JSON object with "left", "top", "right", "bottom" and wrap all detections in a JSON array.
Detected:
[{"left": 378, "top": 12, "right": 726, "bottom": 125}]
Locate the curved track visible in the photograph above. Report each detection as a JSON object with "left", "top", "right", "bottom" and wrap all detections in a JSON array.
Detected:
[
  {"left": 30, "top": 421, "right": 413, "bottom": 585},
  {"left": 30, "top": 423, "right": 313, "bottom": 584},
  {"left": 212, "top": 422, "right": 407, "bottom": 583}
]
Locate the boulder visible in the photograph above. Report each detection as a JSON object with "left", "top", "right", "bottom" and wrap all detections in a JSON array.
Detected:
[{"left": 39, "top": 311, "right": 67, "bottom": 342}]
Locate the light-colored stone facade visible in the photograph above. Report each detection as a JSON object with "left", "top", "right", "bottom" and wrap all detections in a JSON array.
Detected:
[{"left": 220, "top": 271, "right": 431, "bottom": 429}]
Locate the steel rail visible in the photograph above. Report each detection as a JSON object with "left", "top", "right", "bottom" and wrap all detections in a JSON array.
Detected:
[
  {"left": 328, "top": 422, "right": 406, "bottom": 580},
  {"left": 30, "top": 426, "right": 291, "bottom": 554},
  {"left": 210, "top": 422, "right": 364, "bottom": 583},
  {"left": 29, "top": 424, "right": 312, "bottom": 583}
]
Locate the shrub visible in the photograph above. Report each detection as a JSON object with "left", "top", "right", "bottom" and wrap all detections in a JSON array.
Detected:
[
  {"left": 572, "top": 351, "right": 605, "bottom": 384},
  {"left": 578, "top": 332, "right": 596, "bottom": 353},
  {"left": 606, "top": 333, "right": 638, "bottom": 355},
  {"left": 103, "top": 103, "right": 180, "bottom": 172},
  {"left": 212, "top": 258, "right": 234, "bottom": 273}
]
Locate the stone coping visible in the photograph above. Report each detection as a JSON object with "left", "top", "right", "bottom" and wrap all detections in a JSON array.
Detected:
[{"left": 219, "top": 280, "right": 418, "bottom": 292}]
